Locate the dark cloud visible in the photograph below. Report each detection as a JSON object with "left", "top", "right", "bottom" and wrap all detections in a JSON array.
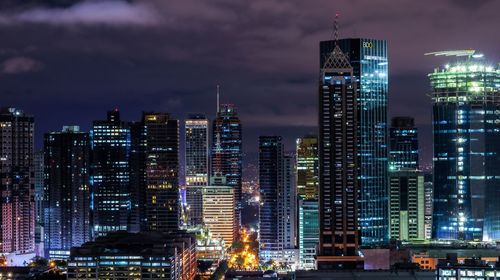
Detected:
[
  {"left": 0, "top": 0, "right": 499, "bottom": 169},
  {"left": 1, "top": 56, "right": 43, "bottom": 74}
]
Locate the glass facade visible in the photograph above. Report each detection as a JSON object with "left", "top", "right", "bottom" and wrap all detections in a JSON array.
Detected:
[
  {"left": 211, "top": 104, "right": 242, "bottom": 227},
  {"left": 296, "top": 135, "right": 319, "bottom": 269},
  {"left": 298, "top": 199, "right": 319, "bottom": 270},
  {"left": 429, "top": 56, "right": 500, "bottom": 241},
  {"left": 185, "top": 114, "right": 209, "bottom": 187},
  {"left": 90, "top": 110, "right": 132, "bottom": 237},
  {"left": 43, "top": 126, "right": 90, "bottom": 258},
  {"left": 320, "top": 39, "right": 389, "bottom": 245},
  {"left": 390, "top": 117, "right": 419, "bottom": 171}
]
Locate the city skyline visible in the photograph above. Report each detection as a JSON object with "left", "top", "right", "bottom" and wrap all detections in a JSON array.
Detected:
[
  {"left": 0, "top": 1, "right": 499, "bottom": 168},
  {"left": 0, "top": 1, "right": 499, "bottom": 278}
]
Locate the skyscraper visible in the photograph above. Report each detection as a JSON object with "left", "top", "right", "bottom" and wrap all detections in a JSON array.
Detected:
[
  {"left": 259, "top": 136, "right": 297, "bottom": 265},
  {"left": 33, "top": 150, "right": 44, "bottom": 255},
  {"left": 428, "top": 51, "right": 500, "bottom": 241},
  {"left": 142, "top": 112, "right": 179, "bottom": 232},
  {"left": 320, "top": 38, "right": 389, "bottom": 245},
  {"left": 185, "top": 114, "right": 209, "bottom": 187},
  {"left": 317, "top": 42, "right": 363, "bottom": 269},
  {"left": 389, "top": 170, "right": 425, "bottom": 241},
  {"left": 202, "top": 180, "right": 236, "bottom": 249},
  {"left": 90, "top": 110, "right": 131, "bottom": 237},
  {"left": 296, "top": 136, "right": 319, "bottom": 199},
  {"left": 389, "top": 117, "right": 419, "bottom": 171},
  {"left": 43, "top": 126, "right": 90, "bottom": 258},
  {"left": 296, "top": 135, "right": 319, "bottom": 270},
  {"left": 0, "top": 108, "right": 35, "bottom": 255},
  {"left": 211, "top": 104, "right": 242, "bottom": 228}
]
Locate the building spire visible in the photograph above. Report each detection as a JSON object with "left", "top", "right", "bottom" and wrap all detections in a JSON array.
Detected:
[
  {"left": 334, "top": 12, "right": 340, "bottom": 46},
  {"left": 216, "top": 84, "right": 220, "bottom": 113}
]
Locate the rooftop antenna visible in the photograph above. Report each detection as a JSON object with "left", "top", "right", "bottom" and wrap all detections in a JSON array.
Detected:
[
  {"left": 334, "top": 12, "right": 340, "bottom": 45},
  {"left": 216, "top": 84, "right": 220, "bottom": 113}
]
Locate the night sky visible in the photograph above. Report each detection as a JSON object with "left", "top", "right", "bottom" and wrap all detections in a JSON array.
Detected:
[{"left": 0, "top": 0, "right": 499, "bottom": 172}]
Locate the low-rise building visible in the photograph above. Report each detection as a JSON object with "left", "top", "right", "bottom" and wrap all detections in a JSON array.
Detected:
[{"left": 67, "top": 231, "right": 197, "bottom": 280}]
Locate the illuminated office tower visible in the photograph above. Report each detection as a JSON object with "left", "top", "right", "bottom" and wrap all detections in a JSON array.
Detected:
[
  {"left": 90, "top": 110, "right": 131, "bottom": 237},
  {"left": 211, "top": 104, "right": 242, "bottom": 227},
  {"left": 202, "top": 178, "right": 236, "bottom": 249},
  {"left": 0, "top": 108, "right": 35, "bottom": 255},
  {"left": 296, "top": 135, "right": 319, "bottom": 270},
  {"left": 317, "top": 43, "right": 363, "bottom": 269},
  {"left": 389, "top": 117, "right": 419, "bottom": 171},
  {"left": 259, "top": 136, "right": 297, "bottom": 265},
  {"left": 428, "top": 51, "right": 500, "bottom": 241},
  {"left": 296, "top": 136, "right": 319, "bottom": 199},
  {"left": 142, "top": 112, "right": 179, "bottom": 232},
  {"left": 185, "top": 114, "right": 209, "bottom": 187},
  {"left": 43, "top": 126, "right": 90, "bottom": 259},
  {"left": 320, "top": 38, "right": 389, "bottom": 245},
  {"left": 389, "top": 170, "right": 425, "bottom": 241}
]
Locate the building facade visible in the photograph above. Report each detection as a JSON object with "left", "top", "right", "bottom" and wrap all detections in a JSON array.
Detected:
[
  {"left": 296, "top": 135, "right": 319, "bottom": 270},
  {"left": 43, "top": 126, "right": 90, "bottom": 259},
  {"left": 0, "top": 107, "right": 35, "bottom": 255},
  {"left": 202, "top": 182, "right": 236, "bottom": 249},
  {"left": 67, "top": 231, "right": 197, "bottom": 280},
  {"left": 142, "top": 112, "right": 179, "bottom": 232},
  {"left": 317, "top": 43, "right": 363, "bottom": 269},
  {"left": 429, "top": 54, "right": 500, "bottom": 241},
  {"left": 33, "top": 151, "right": 44, "bottom": 255},
  {"left": 90, "top": 110, "right": 132, "bottom": 237},
  {"left": 258, "top": 136, "right": 297, "bottom": 264},
  {"left": 185, "top": 114, "right": 209, "bottom": 187},
  {"left": 211, "top": 104, "right": 242, "bottom": 228},
  {"left": 389, "top": 117, "right": 419, "bottom": 171},
  {"left": 389, "top": 170, "right": 425, "bottom": 241},
  {"left": 320, "top": 38, "right": 389, "bottom": 245}
]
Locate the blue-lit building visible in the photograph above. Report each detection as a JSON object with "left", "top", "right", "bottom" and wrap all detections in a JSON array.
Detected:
[
  {"left": 259, "top": 136, "right": 297, "bottom": 265},
  {"left": 389, "top": 117, "right": 419, "bottom": 171},
  {"left": 90, "top": 110, "right": 132, "bottom": 237},
  {"left": 320, "top": 38, "right": 389, "bottom": 245},
  {"left": 298, "top": 199, "right": 319, "bottom": 270},
  {"left": 211, "top": 104, "right": 242, "bottom": 228},
  {"left": 43, "top": 126, "right": 90, "bottom": 259},
  {"left": 429, "top": 52, "right": 500, "bottom": 241}
]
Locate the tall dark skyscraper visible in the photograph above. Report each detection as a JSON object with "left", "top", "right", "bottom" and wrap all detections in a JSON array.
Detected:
[
  {"left": 429, "top": 52, "right": 500, "bottom": 241},
  {"left": 34, "top": 150, "right": 44, "bottom": 254},
  {"left": 389, "top": 117, "right": 419, "bottom": 171},
  {"left": 43, "top": 126, "right": 90, "bottom": 258},
  {"left": 317, "top": 43, "right": 363, "bottom": 269},
  {"left": 185, "top": 114, "right": 209, "bottom": 187},
  {"left": 258, "top": 136, "right": 296, "bottom": 264},
  {"left": 90, "top": 110, "right": 132, "bottom": 237},
  {"left": 142, "top": 112, "right": 179, "bottom": 232},
  {"left": 320, "top": 38, "right": 389, "bottom": 245},
  {"left": 0, "top": 107, "right": 35, "bottom": 255},
  {"left": 211, "top": 104, "right": 242, "bottom": 227}
]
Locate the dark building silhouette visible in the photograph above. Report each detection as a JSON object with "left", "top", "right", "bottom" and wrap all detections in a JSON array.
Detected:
[
  {"left": 320, "top": 38, "right": 389, "bottom": 245},
  {"left": 43, "top": 126, "right": 90, "bottom": 258},
  {"left": 390, "top": 117, "right": 419, "bottom": 171},
  {"left": 317, "top": 43, "right": 363, "bottom": 269}
]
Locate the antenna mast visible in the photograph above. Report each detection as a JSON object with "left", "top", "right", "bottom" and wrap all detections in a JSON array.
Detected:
[
  {"left": 334, "top": 12, "right": 340, "bottom": 45},
  {"left": 216, "top": 84, "right": 220, "bottom": 113}
]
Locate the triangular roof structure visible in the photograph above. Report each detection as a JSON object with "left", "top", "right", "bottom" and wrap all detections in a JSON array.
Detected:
[{"left": 322, "top": 44, "right": 352, "bottom": 71}]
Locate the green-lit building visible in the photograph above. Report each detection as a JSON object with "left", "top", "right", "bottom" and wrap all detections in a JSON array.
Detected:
[
  {"left": 428, "top": 50, "right": 500, "bottom": 241},
  {"left": 296, "top": 136, "right": 319, "bottom": 270},
  {"left": 389, "top": 170, "right": 425, "bottom": 241}
]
